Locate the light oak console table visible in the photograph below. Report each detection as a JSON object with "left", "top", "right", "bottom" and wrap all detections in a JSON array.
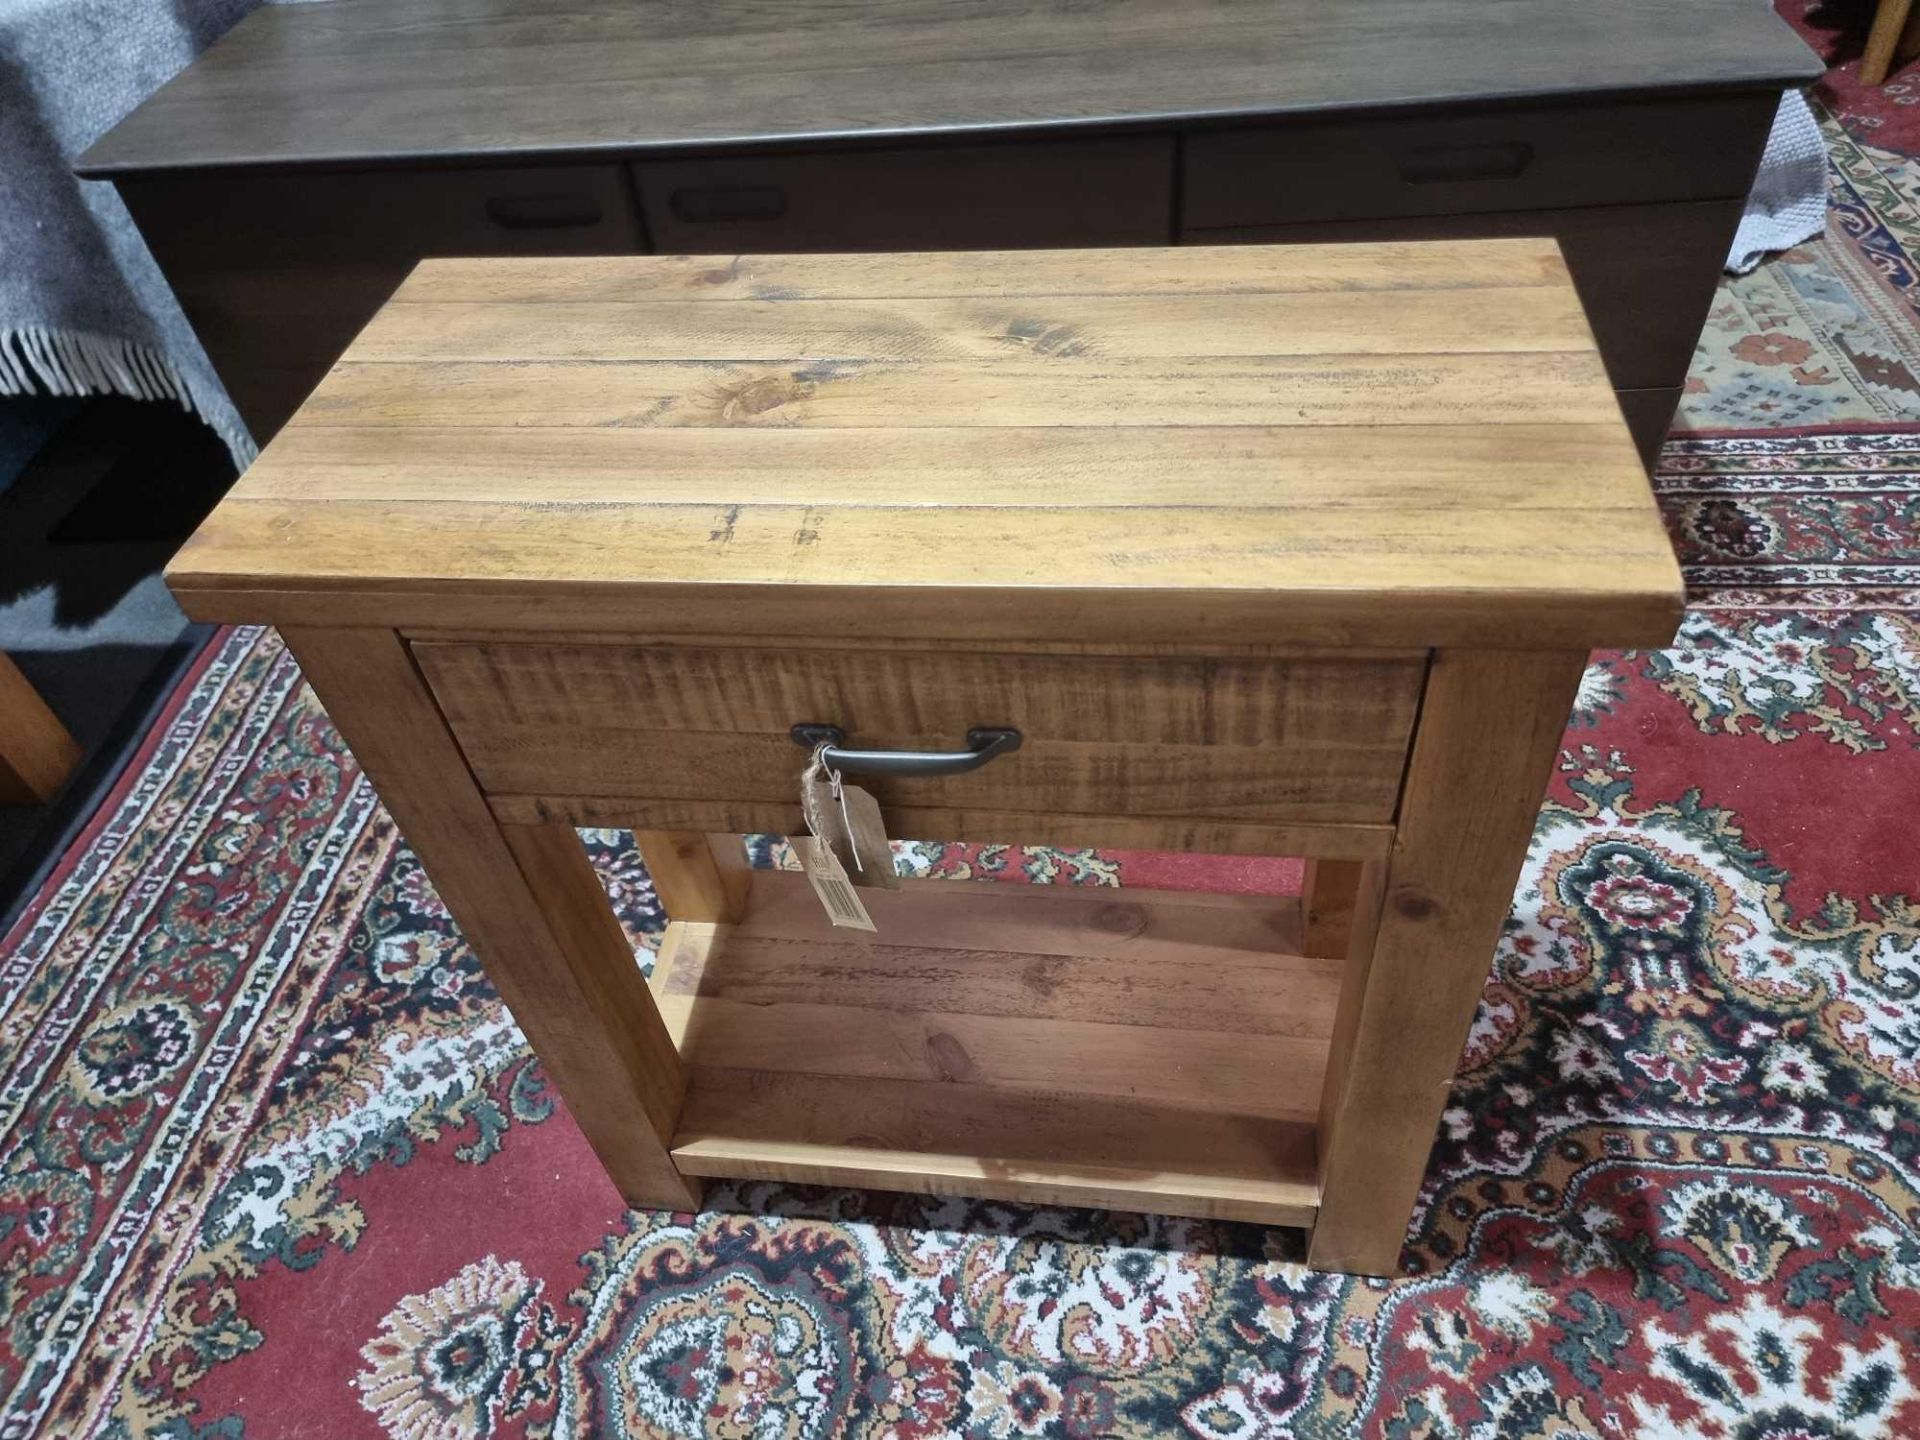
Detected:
[{"left": 165, "top": 241, "right": 1683, "bottom": 1273}]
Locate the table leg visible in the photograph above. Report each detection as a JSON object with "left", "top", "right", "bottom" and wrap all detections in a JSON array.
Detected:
[
  {"left": 282, "top": 626, "right": 700, "bottom": 1211},
  {"left": 1300, "top": 857, "right": 1367, "bottom": 960},
  {"left": 634, "top": 830, "right": 751, "bottom": 922},
  {"left": 1309, "top": 648, "right": 1586, "bottom": 1273}
]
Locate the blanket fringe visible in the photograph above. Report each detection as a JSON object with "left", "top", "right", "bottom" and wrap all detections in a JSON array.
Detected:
[{"left": 0, "top": 325, "right": 257, "bottom": 467}]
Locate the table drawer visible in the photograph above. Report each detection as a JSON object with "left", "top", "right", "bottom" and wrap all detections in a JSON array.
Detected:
[
  {"left": 414, "top": 642, "right": 1425, "bottom": 825},
  {"left": 1181, "top": 95, "right": 1773, "bottom": 231},
  {"left": 630, "top": 137, "right": 1172, "bottom": 253}
]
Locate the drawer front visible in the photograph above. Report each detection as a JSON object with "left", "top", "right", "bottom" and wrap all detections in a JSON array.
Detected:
[
  {"left": 1187, "top": 199, "right": 1742, "bottom": 393},
  {"left": 1182, "top": 96, "right": 1773, "bottom": 231},
  {"left": 120, "top": 164, "right": 645, "bottom": 440},
  {"left": 414, "top": 642, "right": 1425, "bottom": 825},
  {"left": 631, "top": 137, "right": 1172, "bottom": 253},
  {"left": 121, "top": 163, "right": 644, "bottom": 267}
]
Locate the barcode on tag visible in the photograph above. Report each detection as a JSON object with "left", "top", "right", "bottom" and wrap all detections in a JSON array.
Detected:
[
  {"left": 810, "top": 869, "right": 875, "bottom": 929},
  {"left": 800, "top": 836, "right": 876, "bottom": 931}
]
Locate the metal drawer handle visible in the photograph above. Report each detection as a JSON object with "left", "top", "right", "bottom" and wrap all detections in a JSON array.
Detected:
[
  {"left": 483, "top": 193, "right": 606, "bottom": 229},
  {"left": 670, "top": 185, "right": 789, "bottom": 223},
  {"left": 790, "top": 723, "right": 1022, "bottom": 777}
]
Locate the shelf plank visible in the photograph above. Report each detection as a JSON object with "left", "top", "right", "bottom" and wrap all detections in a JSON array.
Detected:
[
  {"left": 656, "top": 931, "right": 1336, "bottom": 1039},
  {"left": 674, "top": 1071, "right": 1318, "bottom": 1227},
  {"left": 720, "top": 872, "right": 1311, "bottom": 968},
  {"left": 662, "top": 993, "right": 1324, "bottom": 1116},
  {"left": 652, "top": 871, "right": 1329, "bottom": 1226},
  {"left": 495, "top": 793, "right": 1395, "bottom": 861}
]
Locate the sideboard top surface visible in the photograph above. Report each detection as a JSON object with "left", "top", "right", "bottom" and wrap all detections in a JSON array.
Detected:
[
  {"left": 165, "top": 241, "right": 1684, "bottom": 650},
  {"left": 81, "top": 0, "right": 1819, "bottom": 176}
]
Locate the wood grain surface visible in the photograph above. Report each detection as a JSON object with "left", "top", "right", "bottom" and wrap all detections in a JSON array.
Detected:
[
  {"left": 631, "top": 830, "right": 752, "bottom": 924},
  {"left": 80, "top": 0, "right": 1817, "bottom": 175},
  {"left": 413, "top": 641, "right": 1424, "bottom": 824},
  {"left": 1191, "top": 199, "right": 1749, "bottom": 395},
  {"left": 279, "top": 628, "right": 700, "bottom": 1209},
  {"left": 696, "top": 871, "right": 1310, "bottom": 973},
  {"left": 650, "top": 874, "right": 1335, "bottom": 1113},
  {"left": 485, "top": 793, "right": 1396, "bottom": 862},
  {"left": 671, "top": 1073, "right": 1321, "bottom": 1227},
  {"left": 652, "top": 870, "right": 1331, "bottom": 1225},
  {"left": 1300, "top": 858, "right": 1370, "bottom": 962},
  {"left": 1309, "top": 649, "right": 1589, "bottom": 1272},
  {"left": 167, "top": 241, "right": 1684, "bottom": 651},
  {"left": 376, "top": 244, "right": 1581, "bottom": 301}
]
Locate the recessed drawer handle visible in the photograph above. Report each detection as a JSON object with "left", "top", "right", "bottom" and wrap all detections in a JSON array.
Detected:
[
  {"left": 1397, "top": 141, "right": 1534, "bottom": 185},
  {"left": 790, "top": 723, "right": 1023, "bottom": 777},
  {"left": 670, "top": 185, "right": 789, "bottom": 223},
  {"left": 483, "top": 193, "right": 606, "bottom": 229}
]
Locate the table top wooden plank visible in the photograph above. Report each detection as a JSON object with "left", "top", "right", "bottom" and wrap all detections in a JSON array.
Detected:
[
  {"left": 387, "top": 244, "right": 1575, "bottom": 302},
  {"left": 180, "top": 499, "right": 1679, "bottom": 586},
  {"left": 168, "top": 240, "right": 1684, "bottom": 648},
  {"left": 81, "top": 0, "right": 1819, "bottom": 175},
  {"left": 350, "top": 288, "right": 1596, "bottom": 363},
  {"left": 231, "top": 423, "right": 1646, "bottom": 508},
  {"left": 298, "top": 353, "right": 1618, "bottom": 430}
]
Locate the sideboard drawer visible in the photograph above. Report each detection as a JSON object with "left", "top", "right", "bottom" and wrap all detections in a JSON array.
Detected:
[
  {"left": 121, "top": 163, "right": 644, "bottom": 272},
  {"left": 1182, "top": 95, "right": 1773, "bottom": 230},
  {"left": 413, "top": 642, "right": 1425, "bottom": 825},
  {"left": 1186, "top": 199, "right": 1742, "bottom": 395},
  {"left": 119, "top": 163, "right": 645, "bottom": 440},
  {"left": 631, "top": 137, "right": 1172, "bottom": 253}
]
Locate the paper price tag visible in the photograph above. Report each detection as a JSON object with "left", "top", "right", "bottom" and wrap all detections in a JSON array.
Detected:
[
  {"left": 799, "top": 836, "right": 876, "bottom": 931},
  {"left": 835, "top": 782, "right": 900, "bottom": 891},
  {"left": 797, "top": 741, "right": 891, "bottom": 928}
]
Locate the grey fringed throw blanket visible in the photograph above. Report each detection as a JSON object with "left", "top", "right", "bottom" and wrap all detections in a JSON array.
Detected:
[{"left": 0, "top": 0, "right": 261, "bottom": 466}]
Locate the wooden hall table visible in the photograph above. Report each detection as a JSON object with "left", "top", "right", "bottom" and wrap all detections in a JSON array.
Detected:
[{"left": 163, "top": 240, "right": 1683, "bottom": 1274}]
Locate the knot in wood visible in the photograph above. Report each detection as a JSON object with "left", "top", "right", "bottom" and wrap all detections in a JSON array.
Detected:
[
  {"left": 1392, "top": 887, "right": 1440, "bottom": 920},
  {"left": 925, "top": 1030, "right": 980, "bottom": 1082},
  {"left": 1089, "top": 902, "right": 1148, "bottom": 939}
]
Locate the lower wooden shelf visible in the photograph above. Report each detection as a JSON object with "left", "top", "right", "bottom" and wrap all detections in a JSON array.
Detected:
[{"left": 650, "top": 870, "right": 1333, "bottom": 1227}]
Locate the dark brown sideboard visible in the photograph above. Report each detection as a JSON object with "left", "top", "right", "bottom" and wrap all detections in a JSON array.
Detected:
[{"left": 82, "top": 0, "right": 1819, "bottom": 462}]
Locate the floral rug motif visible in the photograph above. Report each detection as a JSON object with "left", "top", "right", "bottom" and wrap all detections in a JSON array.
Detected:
[
  {"left": 1654, "top": 430, "right": 1920, "bottom": 609},
  {"left": 1, "top": 612, "right": 1915, "bottom": 1438},
  {"left": 1679, "top": 106, "right": 1920, "bottom": 430}
]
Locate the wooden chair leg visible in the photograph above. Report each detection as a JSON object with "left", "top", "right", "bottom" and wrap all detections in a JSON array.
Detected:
[
  {"left": 0, "top": 652, "right": 81, "bottom": 806},
  {"left": 634, "top": 830, "right": 752, "bottom": 923},
  {"left": 1863, "top": 0, "right": 1914, "bottom": 85},
  {"left": 1309, "top": 649, "right": 1585, "bottom": 1274},
  {"left": 1897, "top": 0, "right": 1920, "bottom": 66},
  {"left": 283, "top": 626, "right": 700, "bottom": 1211}
]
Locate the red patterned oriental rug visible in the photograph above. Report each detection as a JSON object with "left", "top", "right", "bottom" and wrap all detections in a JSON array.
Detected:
[
  {"left": 2, "top": 592, "right": 1917, "bottom": 1437},
  {"left": 1783, "top": 0, "right": 1920, "bottom": 151},
  {"left": 1657, "top": 429, "right": 1920, "bottom": 610}
]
